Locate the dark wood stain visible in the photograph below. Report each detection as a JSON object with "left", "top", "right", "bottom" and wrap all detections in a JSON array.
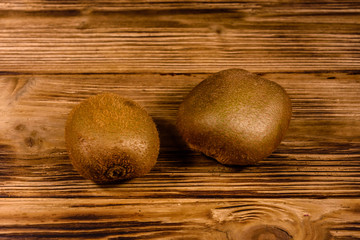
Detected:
[{"left": 0, "top": 10, "right": 82, "bottom": 18}]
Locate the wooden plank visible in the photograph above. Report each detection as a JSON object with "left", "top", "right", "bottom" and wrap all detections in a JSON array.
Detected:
[
  {"left": 0, "top": 198, "right": 359, "bottom": 239},
  {"left": 0, "top": 1, "right": 359, "bottom": 73},
  {"left": 0, "top": 71, "right": 359, "bottom": 200},
  {"left": 0, "top": 0, "right": 359, "bottom": 11}
]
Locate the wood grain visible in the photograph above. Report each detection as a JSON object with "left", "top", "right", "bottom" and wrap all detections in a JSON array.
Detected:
[
  {"left": 0, "top": 198, "right": 359, "bottom": 239},
  {"left": 1, "top": 0, "right": 360, "bottom": 239},
  {"left": 0, "top": 1, "right": 359, "bottom": 73}
]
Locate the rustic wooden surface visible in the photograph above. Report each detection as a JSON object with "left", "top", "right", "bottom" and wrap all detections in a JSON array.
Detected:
[{"left": 0, "top": 1, "right": 360, "bottom": 239}]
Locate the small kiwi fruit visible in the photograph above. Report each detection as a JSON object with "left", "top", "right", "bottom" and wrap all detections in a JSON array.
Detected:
[
  {"left": 176, "top": 69, "right": 292, "bottom": 165},
  {"left": 65, "top": 93, "right": 159, "bottom": 183}
]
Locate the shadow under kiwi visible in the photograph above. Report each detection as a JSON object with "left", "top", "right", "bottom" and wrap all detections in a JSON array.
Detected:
[
  {"left": 153, "top": 117, "right": 255, "bottom": 173},
  {"left": 201, "top": 153, "right": 250, "bottom": 173},
  {"left": 153, "top": 118, "right": 198, "bottom": 168},
  {"left": 94, "top": 178, "right": 133, "bottom": 188}
]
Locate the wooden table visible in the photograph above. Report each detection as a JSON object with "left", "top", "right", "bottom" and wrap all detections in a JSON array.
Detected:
[{"left": 1, "top": 1, "right": 359, "bottom": 239}]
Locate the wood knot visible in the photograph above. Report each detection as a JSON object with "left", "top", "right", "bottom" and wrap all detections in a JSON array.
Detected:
[
  {"left": 15, "top": 124, "right": 26, "bottom": 131},
  {"left": 24, "top": 131, "right": 43, "bottom": 149},
  {"left": 244, "top": 225, "right": 292, "bottom": 240}
]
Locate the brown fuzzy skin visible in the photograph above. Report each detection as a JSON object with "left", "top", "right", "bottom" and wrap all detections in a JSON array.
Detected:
[
  {"left": 65, "top": 93, "right": 160, "bottom": 183},
  {"left": 176, "top": 69, "right": 292, "bottom": 165}
]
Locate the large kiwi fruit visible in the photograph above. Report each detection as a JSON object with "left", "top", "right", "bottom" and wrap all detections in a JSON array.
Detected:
[
  {"left": 176, "top": 69, "right": 292, "bottom": 165},
  {"left": 65, "top": 93, "right": 159, "bottom": 183}
]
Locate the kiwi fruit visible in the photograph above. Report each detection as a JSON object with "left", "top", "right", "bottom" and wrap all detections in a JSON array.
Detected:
[
  {"left": 176, "top": 69, "right": 292, "bottom": 165},
  {"left": 65, "top": 93, "right": 159, "bottom": 183}
]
